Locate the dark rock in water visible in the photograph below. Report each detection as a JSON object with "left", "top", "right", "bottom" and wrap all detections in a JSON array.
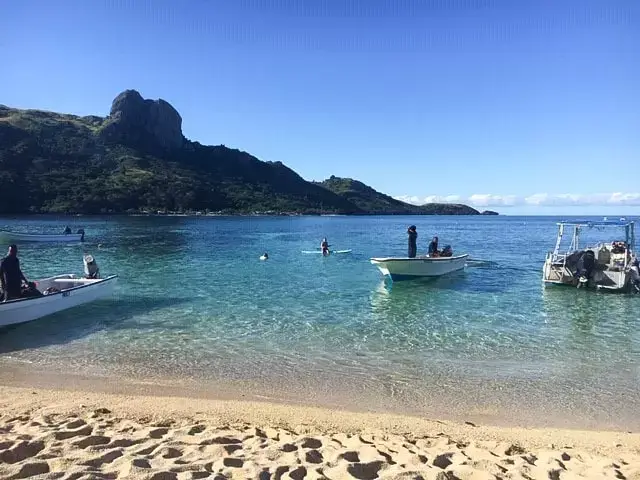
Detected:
[
  {"left": 100, "top": 89, "right": 184, "bottom": 150},
  {"left": 481, "top": 210, "right": 499, "bottom": 215}
]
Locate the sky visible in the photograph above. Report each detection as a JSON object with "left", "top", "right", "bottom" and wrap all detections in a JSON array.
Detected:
[{"left": 1, "top": 0, "right": 638, "bottom": 215}]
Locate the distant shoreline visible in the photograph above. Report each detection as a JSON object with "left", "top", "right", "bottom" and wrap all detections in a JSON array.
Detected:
[{"left": 0, "top": 211, "right": 499, "bottom": 218}]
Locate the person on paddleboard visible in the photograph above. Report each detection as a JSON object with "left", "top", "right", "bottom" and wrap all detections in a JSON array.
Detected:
[
  {"left": 321, "top": 238, "right": 330, "bottom": 256},
  {"left": 407, "top": 225, "right": 417, "bottom": 258}
]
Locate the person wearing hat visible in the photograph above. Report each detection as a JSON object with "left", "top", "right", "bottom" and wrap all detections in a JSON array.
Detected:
[
  {"left": 407, "top": 225, "right": 418, "bottom": 258},
  {"left": 0, "top": 244, "right": 29, "bottom": 302}
]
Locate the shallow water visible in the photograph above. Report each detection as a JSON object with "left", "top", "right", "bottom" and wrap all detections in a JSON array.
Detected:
[{"left": 0, "top": 215, "right": 639, "bottom": 429}]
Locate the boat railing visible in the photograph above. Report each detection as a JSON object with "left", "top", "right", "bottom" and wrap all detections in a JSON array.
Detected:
[{"left": 547, "top": 251, "right": 567, "bottom": 265}]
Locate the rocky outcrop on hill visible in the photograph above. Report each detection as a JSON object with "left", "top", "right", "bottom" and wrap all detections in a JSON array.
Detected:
[{"left": 99, "top": 89, "right": 184, "bottom": 151}]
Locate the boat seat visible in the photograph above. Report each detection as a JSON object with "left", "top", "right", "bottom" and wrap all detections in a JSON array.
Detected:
[{"left": 598, "top": 248, "right": 611, "bottom": 265}]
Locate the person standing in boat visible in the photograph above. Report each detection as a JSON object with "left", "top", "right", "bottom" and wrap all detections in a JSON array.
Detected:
[
  {"left": 0, "top": 245, "right": 29, "bottom": 302},
  {"left": 407, "top": 225, "right": 417, "bottom": 258},
  {"left": 428, "top": 236, "right": 439, "bottom": 257}
]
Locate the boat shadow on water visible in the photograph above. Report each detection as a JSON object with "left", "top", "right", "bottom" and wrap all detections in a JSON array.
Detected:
[
  {"left": 0, "top": 295, "right": 191, "bottom": 354},
  {"left": 540, "top": 286, "right": 639, "bottom": 356}
]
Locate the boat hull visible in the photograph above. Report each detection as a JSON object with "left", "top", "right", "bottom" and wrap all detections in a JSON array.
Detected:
[
  {"left": 370, "top": 254, "right": 468, "bottom": 281},
  {"left": 0, "top": 231, "right": 84, "bottom": 243},
  {"left": 0, "top": 275, "right": 117, "bottom": 327}
]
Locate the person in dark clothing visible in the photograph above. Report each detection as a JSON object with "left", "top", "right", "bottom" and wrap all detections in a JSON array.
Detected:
[
  {"left": 63, "top": 226, "right": 71, "bottom": 234},
  {"left": 0, "top": 245, "right": 29, "bottom": 302},
  {"left": 428, "top": 236, "right": 439, "bottom": 257},
  {"left": 407, "top": 225, "right": 417, "bottom": 258}
]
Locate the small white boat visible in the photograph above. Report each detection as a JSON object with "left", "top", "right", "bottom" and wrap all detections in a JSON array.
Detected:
[
  {"left": 0, "top": 255, "right": 116, "bottom": 327},
  {"left": 0, "top": 229, "right": 85, "bottom": 243},
  {"left": 370, "top": 254, "right": 469, "bottom": 281}
]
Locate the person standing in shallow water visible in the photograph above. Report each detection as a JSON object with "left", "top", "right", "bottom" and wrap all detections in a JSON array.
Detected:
[{"left": 407, "top": 225, "right": 417, "bottom": 258}]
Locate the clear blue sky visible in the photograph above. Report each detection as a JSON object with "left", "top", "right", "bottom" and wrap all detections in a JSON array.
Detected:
[{"left": 1, "top": 0, "right": 638, "bottom": 214}]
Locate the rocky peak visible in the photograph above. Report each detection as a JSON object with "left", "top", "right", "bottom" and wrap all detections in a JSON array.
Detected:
[{"left": 100, "top": 89, "right": 184, "bottom": 150}]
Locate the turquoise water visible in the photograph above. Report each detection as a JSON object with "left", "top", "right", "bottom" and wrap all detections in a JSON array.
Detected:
[{"left": 1, "top": 215, "right": 639, "bottom": 430}]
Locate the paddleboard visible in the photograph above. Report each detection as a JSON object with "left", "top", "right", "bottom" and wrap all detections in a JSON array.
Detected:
[{"left": 301, "top": 249, "right": 352, "bottom": 254}]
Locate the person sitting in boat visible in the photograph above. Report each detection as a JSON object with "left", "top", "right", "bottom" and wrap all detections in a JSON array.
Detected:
[
  {"left": 0, "top": 244, "right": 30, "bottom": 302},
  {"left": 321, "top": 238, "right": 330, "bottom": 255},
  {"left": 612, "top": 241, "right": 626, "bottom": 254},
  {"left": 407, "top": 225, "right": 417, "bottom": 258},
  {"left": 83, "top": 254, "right": 100, "bottom": 279},
  {"left": 440, "top": 245, "right": 453, "bottom": 257},
  {"left": 428, "top": 236, "right": 439, "bottom": 257},
  {"left": 63, "top": 226, "right": 71, "bottom": 234}
]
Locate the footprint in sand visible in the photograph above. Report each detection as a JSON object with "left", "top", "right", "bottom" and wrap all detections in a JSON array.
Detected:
[
  {"left": 223, "top": 457, "right": 244, "bottom": 468},
  {"left": 305, "top": 450, "right": 323, "bottom": 464},
  {"left": 149, "top": 472, "right": 178, "bottom": 480},
  {"left": 149, "top": 428, "right": 169, "bottom": 439},
  {"left": 345, "top": 461, "right": 384, "bottom": 480},
  {"left": 223, "top": 444, "right": 242, "bottom": 454},
  {"left": 82, "top": 449, "right": 124, "bottom": 467},
  {"left": 160, "top": 447, "right": 183, "bottom": 459},
  {"left": 300, "top": 438, "right": 322, "bottom": 449},
  {"left": 54, "top": 424, "right": 93, "bottom": 440},
  {"left": 0, "top": 440, "right": 45, "bottom": 464},
  {"left": 286, "top": 465, "right": 307, "bottom": 480},
  {"left": 73, "top": 435, "right": 111, "bottom": 448},
  {"left": 340, "top": 451, "right": 360, "bottom": 463},
  {"left": 132, "top": 458, "right": 151, "bottom": 468},
  {"left": 10, "top": 461, "right": 50, "bottom": 479},
  {"left": 188, "top": 424, "right": 206, "bottom": 435}
]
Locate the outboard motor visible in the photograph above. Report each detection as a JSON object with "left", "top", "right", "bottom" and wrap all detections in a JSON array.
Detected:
[
  {"left": 83, "top": 254, "right": 100, "bottom": 279},
  {"left": 77, "top": 228, "right": 85, "bottom": 242},
  {"left": 575, "top": 250, "right": 596, "bottom": 287},
  {"left": 440, "top": 245, "right": 453, "bottom": 257},
  {"left": 630, "top": 259, "right": 640, "bottom": 294}
]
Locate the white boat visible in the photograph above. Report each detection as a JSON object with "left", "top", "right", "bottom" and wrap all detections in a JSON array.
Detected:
[
  {"left": 0, "top": 229, "right": 85, "bottom": 243},
  {"left": 0, "top": 255, "right": 116, "bottom": 327},
  {"left": 370, "top": 254, "right": 469, "bottom": 281},
  {"left": 542, "top": 220, "right": 638, "bottom": 292}
]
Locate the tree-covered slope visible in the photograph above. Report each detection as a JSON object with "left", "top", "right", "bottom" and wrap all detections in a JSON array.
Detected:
[
  {"left": 0, "top": 90, "right": 480, "bottom": 215},
  {"left": 316, "top": 176, "right": 480, "bottom": 215}
]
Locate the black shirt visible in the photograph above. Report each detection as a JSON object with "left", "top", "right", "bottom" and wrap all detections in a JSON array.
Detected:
[{"left": 0, "top": 255, "right": 22, "bottom": 291}]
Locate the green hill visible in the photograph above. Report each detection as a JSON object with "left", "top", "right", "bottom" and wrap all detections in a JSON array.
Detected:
[
  {"left": 316, "top": 176, "right": 479, "bottom": 215},
  {"left": 0, "top": 90, "right": 480, "bottom": 216}
]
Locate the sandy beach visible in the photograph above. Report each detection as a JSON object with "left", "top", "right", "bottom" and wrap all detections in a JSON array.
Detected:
[{"left": 1, "top": 386, "right": 639, "bottom": 479}]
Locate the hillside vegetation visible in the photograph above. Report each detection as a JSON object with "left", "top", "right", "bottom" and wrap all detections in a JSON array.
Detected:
[{"left": 0, "top": 90, "right": 482, "bottom": 216}]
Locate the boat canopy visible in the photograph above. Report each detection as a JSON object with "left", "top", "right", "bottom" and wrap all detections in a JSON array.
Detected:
[{"left": 551, "top": 220, "right": 635, "bottom": 259}]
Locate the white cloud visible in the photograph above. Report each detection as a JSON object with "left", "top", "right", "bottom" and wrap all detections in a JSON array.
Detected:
[{"left": 394, "top": 193, "right": 640, "bottom": 208}]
